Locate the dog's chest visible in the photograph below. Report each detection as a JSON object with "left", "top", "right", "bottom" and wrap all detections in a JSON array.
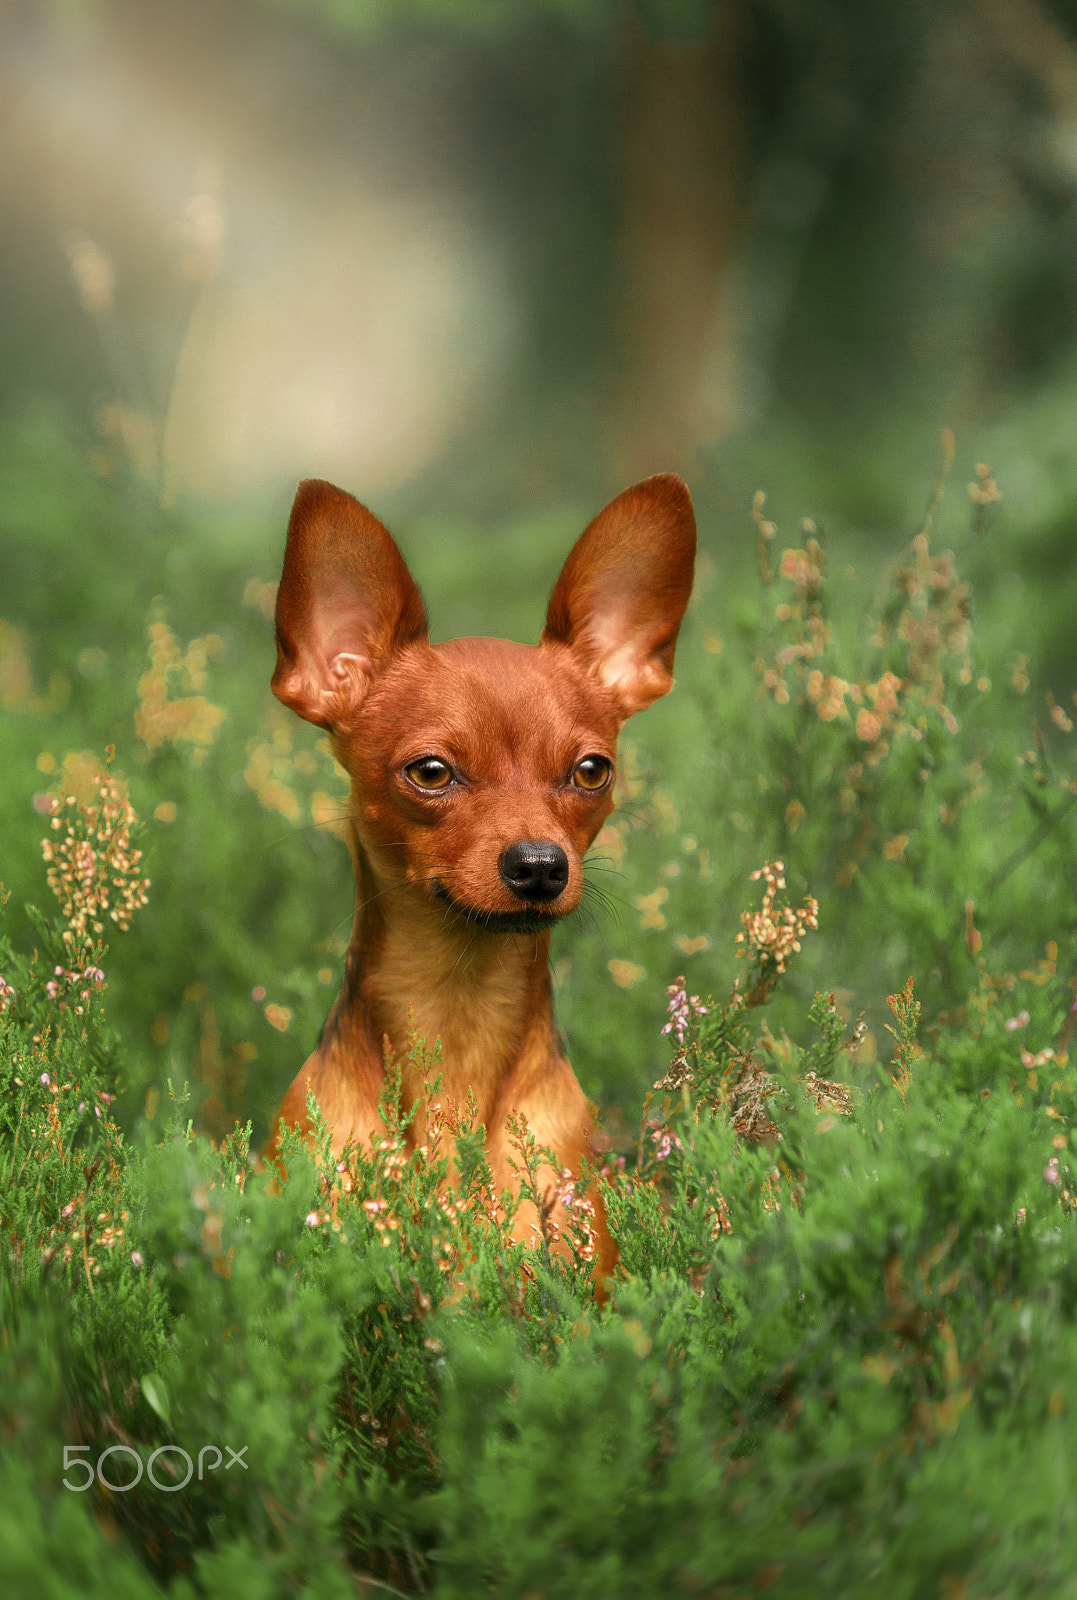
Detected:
[{"left": 367, "top": 924, "right": 539, "bottom": 1119}]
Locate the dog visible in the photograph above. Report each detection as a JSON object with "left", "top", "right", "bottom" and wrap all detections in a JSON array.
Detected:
[{"left": 265, "top": 473, "right": 696, "bottom": 1282}]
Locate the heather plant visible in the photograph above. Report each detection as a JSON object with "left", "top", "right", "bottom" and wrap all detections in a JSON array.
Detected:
[
  {"left": 4, "top": 783, "right": 1077, "bottom": 1594},
  {"left": 558, "top": 438, "right": 1076, "bottom": 1124},
  {"left": 5, "top": 433, "right": 1077, "bottom": 1593}
]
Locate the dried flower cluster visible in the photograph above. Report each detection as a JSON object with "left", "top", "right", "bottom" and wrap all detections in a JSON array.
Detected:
[
  {"left": 756, "top": 514, "right": 971, "bottom": 763},
  {"left": 804, "top": 1070, "right": 855, "bottom": 1116},
  {"left": 40, "top": 771, "right": 149, "bottom": 943},
  {"left": 736, "top": 860, "right": 819, "bottom": 975},
  {"left": 729, "top": 1051, "right": 782, "bottom": 1142},
  {"left": 703, "top": 1193, "right": 733, "bottom": 1239},
  {"left": 748, "top": 477, "right": 997, "bottom": 884},
  {"left": 135, "top": 600, "right": 226, "bottom": 759}
]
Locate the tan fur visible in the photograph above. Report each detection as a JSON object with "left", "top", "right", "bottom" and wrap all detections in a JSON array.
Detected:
[{"left": 265, "top": 474, "right": 696, "bottom": 1287}]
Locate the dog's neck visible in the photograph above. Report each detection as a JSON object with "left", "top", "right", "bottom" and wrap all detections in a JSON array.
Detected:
[{"left": 329, "top": 829, "right": 557, "bottom": 1125}]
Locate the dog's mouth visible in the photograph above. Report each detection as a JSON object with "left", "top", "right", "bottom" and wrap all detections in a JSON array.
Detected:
[{"left": 431, "top": 883, "right": 565, "bottom": 936}]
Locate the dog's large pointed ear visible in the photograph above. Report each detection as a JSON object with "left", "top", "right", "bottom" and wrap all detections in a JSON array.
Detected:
[
  {"left": 271, "top": 479, "right": 428, "bottom": 730},
  {"left": 541, "top": 474, "right": 696, "bottom": 717}
]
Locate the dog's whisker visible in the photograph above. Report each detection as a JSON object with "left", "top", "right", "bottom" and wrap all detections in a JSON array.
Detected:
[
  {"left": 352, "top": 880, "right": 411, "bottom": 916},
  {"left": 264, "top": 815, "right": 351, "bottom": 850},
  {"left": 574, "top": 887, "right": 615, "bottom": 929},
  {"left": 580, "top": 878, "right": 628, "bottom": 920},
  {"left": 448, "top": 927, "right": 480, "bottom": 980}
]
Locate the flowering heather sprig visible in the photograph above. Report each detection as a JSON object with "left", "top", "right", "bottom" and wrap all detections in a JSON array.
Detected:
[
  {"left": 0, "top": 974, "right": 14, "bottom": 1011},
  {"left": 44, "top": 964, "right": 106, "bottom": 1013},
  {"left": 40, "top": 771, "right": 150, "bottom": 942},
  {"left": 553, "top": 1169, "right": 598, "bottom": 1267},
  {"left": 650, "top": 1126, "right": 683, "bottom": 1162},
  {"left": 661, "top": 975, "right": 710, "bottom": 1044},
  {"left": 735, "top": 860, "right": 819, "bottom": 976},
  {"left": 505, "top": 1109, "right": 600, "bottom": 1273}
]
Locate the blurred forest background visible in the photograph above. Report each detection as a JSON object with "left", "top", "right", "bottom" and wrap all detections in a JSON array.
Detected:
[{"left": 2, "top": 0, "right": 1077, "bottom": 1142}]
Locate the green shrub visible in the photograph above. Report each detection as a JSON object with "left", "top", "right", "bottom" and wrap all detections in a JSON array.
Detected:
[{"left": 3, "top": 432, "right": 1077, "bottom": 1594}]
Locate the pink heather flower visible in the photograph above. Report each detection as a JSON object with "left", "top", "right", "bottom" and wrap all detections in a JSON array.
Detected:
[
  {"left": 94, "top": 1106, "right": 102, "bottom": 1118},
  {"left": 40, "top": 1073, "right": 50, "bottom": 1087},
  {"left": 661, "top": 977, "right": 709, "bottom": 1044},
  {"left": 45, "top": 982, "right": 60, "bottom": 999},
  {"left": 99, "top": 1091, "right": 115, "bottom": 1103},
  {"left": 130, "top": 1251, "right": 144, "bottom": 1268},
  {"left": 305, "top": 1211, "right": 319, "bottom": 1226},
  {"left": 77, "top": 1101, "right": 85, "bottom": 1112},
  {"left": 82, "top": 967, "right": 105, "bottom": 985},
  {"left": 1045, "top": 1161, "right": 1061, "bottom": 1184},
  {"left": 251, "top": 985, "right": 266, "bottom": 1002},
  {"left": 1005, "top": 1010, "right": 1030, "bottom": 1031},
  {"left": 651, "top": 1127, "right": 683, "bottom": 1161}
]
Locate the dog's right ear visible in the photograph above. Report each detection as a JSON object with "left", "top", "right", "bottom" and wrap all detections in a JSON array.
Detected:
[{"left": 271, "top": 479, "right": 428, "bottom": 730}]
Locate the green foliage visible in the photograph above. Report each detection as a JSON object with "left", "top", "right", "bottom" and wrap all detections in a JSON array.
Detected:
[
  {"left": 4, "top": 790, "right": 1077, "bottom": 1594},
  {"left": 4, "top": 429, "right": 1077, "bottom": 1591}
]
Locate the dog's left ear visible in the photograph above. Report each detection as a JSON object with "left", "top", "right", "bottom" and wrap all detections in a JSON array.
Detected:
[{"left": 541, "top": 474, "right": 696, "bottom": 717}]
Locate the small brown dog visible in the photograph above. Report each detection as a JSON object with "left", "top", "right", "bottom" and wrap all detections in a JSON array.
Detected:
[{"left": 265, "top": 474, "right": 696, "bottom": 1280}]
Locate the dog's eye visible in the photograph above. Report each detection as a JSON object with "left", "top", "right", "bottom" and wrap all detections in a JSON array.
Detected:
[
  {"left": 405, "top": 758, "right": 453, "bottom": 792},
  {"left": 572, "top": 755, "right": 612, "bottom": 791}
]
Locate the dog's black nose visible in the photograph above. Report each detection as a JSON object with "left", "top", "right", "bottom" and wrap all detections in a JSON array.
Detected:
[{"left": 499, "top": 840, "right": 570, "bottom": 903}]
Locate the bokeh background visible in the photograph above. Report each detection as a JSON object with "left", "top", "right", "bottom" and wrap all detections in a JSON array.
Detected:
[{"left": 3, "top": 0, "right": 1077, "bottom": 1143}]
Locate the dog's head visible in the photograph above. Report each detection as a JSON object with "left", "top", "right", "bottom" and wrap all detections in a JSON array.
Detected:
[{"left": 271, "top": 476, "right": 696, "bottom": 932}]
